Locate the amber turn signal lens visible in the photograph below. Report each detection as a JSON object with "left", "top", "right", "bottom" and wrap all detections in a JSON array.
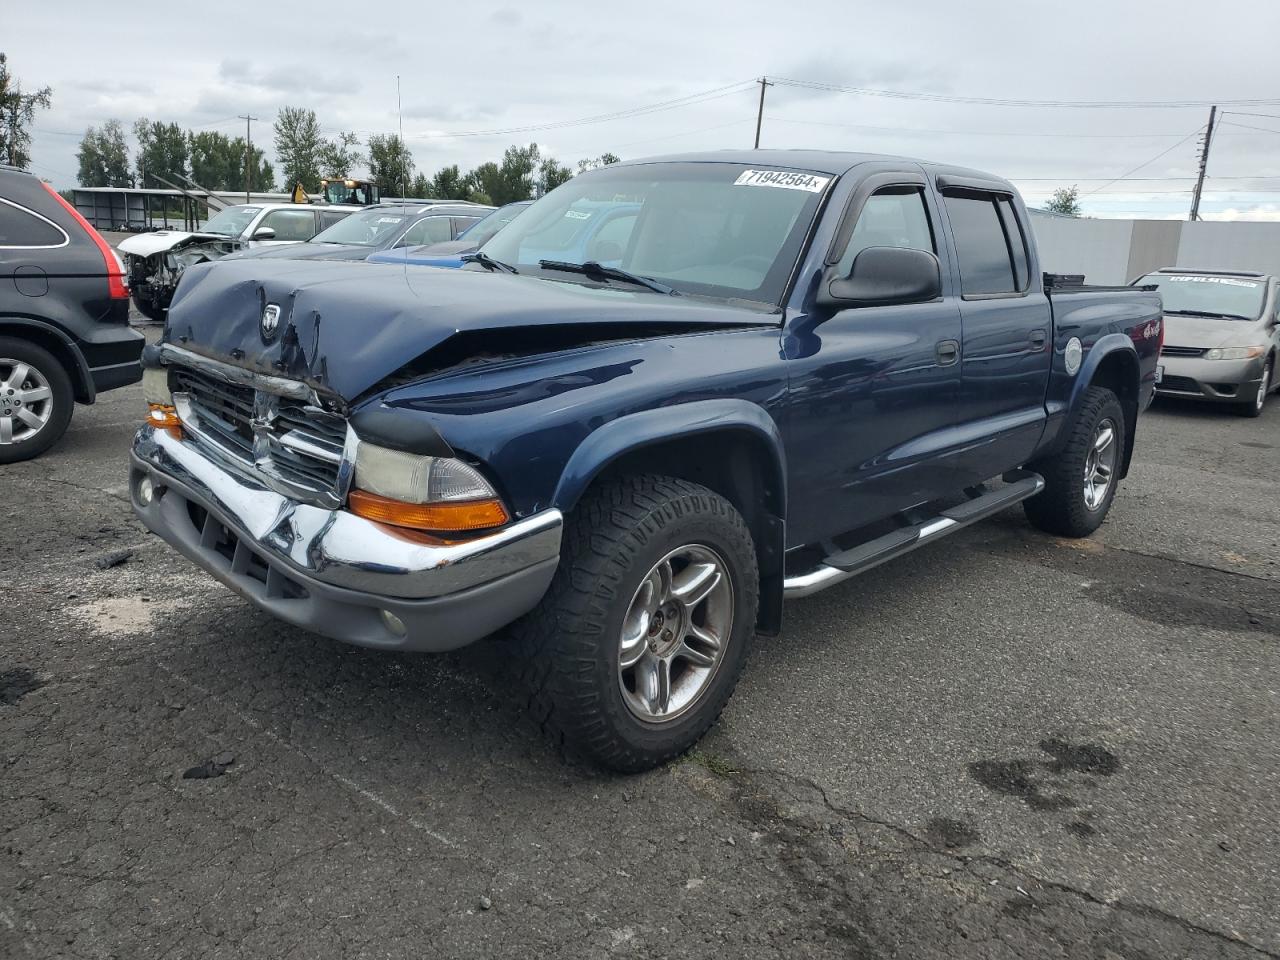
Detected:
[
  {"left": 147, "top": 403, "right": 182, "bottom": 435},
  {"left": 347, "top": 489, "right": 510, "bottom": 533}
]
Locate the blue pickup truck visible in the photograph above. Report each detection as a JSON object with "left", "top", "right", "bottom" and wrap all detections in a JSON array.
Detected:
[{"left": 129, "top": 150, "right": 1162, "bottom": 771}]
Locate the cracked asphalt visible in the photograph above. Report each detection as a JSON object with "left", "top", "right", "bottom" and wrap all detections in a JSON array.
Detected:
[{"left": 3, "top": 334, "right": 1278, "bottom": 958}]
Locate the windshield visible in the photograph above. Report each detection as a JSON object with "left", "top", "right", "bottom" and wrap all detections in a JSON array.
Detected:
[
  {"left": 1137, "top": 273, "right": 1267, "bottom": 320},
  {"left": 202, "top": 205, "right": 261, "bottom": 237},
  {"left": 310, "top": 209, "right": 410, "bottom": 246},
  {"left": 459, "top": 202, "right": 532, "bottom": 247},
  {"left": 479, "top": 162, "right": 832, "bottom": 305}
]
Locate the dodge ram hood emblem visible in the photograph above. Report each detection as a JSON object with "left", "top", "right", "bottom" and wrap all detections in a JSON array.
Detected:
[{"left": 260, "top": 303, "right": 281, "bottom": 341}]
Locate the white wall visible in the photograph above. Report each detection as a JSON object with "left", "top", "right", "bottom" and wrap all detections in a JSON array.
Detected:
[
  {"left": 1176, "top": 223, "right": 1280, "bottom": 275},
  {"left": 1030, "top": 216, "right": 1134, "bottom": 285}
]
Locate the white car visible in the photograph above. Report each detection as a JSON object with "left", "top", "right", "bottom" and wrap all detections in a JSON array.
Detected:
[{"left": 116, "top": 202, "right": 357, "bottom": 320}]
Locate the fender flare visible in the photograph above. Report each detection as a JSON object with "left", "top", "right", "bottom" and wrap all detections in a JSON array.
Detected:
[
  {"left": 1069, "top": 334, "right": 1138, "bottom": 410},
  {"left": 552, "top": 398, "right": 789, "bottom": 634},
  {"left": 0, "top": 315, "right": 95, "bottom": 403},
  {"left": 552, "top": 398, "right": 787, "bottom": 514}
]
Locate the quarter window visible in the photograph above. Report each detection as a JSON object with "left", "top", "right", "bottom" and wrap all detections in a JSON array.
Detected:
[
  {"left": 0, "top": 199, "right": 67, "bottom": 248},
  {"left": 942, "top": 192, "right": 1027, "bottom": 296},
  {"left": 837, "top": 187, "right": 934, "bottom": 276}
]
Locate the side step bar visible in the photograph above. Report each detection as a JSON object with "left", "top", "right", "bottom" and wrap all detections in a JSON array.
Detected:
[{"left": 782, "top": 471, "right": 1045, "bottom": 599}]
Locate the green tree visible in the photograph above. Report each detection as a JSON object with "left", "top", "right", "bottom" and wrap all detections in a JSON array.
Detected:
[
  {"left": 538, "top": 156, "right": 573, "bottom": 195},
  {"left": 188, "top": 130, "right": 273, "bottom": 191},
  {"left": 318, "top": 130, "right": 361, "bottom": 177},
  {"left": 468, "top": 143, "right": 544, "bottom": 205},
  {"left": 577, "top": 152, "right": 620, "bottom": 173},
  {"left": 422, "top": 163, "right": 470, "bottom": 200},
  {"left": 367, "top": 133, "right": 414, "bottom": 195},
  {"left": 77, "top": 119, "right": 131, "bottom": 187},
  {"left": 273, "top": 106, "right": 323, "bottom": 192},
  {"left": 0, "top": 52, "right": 53, "bottom": 169},
  {"left": 1045, "top": 185, "right": 1081, "bottom": 217},
  {"left": 133, "top": 119, "right": 188, "bottom": 185}
]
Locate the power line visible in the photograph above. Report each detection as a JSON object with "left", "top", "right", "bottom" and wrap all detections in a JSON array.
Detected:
[
  {"left": 770, "top": 77, "right": 1280, "bottom": 110},
  {"left": 1082, "top": 127, "right": 1205, "bottom": 195},
  {"left": 391, "top": 81, "right": 757, "bottom": 142},
  {"left": 1218, "top": 120, "right": 1280, "bottom": 136}
]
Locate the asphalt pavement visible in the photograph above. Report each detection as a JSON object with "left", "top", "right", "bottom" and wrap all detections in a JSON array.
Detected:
[{"left": 2, "top": 356, "right": 1277, "bottom": 959}]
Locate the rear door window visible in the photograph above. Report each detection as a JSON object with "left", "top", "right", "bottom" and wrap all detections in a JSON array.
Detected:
[
  {"left": 0, "top": 199, "right": 69, "bottom": 248},
  {"left": 943, "top": 192, "right": 1022, "bottom": 296}
]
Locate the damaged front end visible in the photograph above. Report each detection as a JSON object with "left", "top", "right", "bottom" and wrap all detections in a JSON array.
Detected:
[{"left": 119, "top": 233, "right": 244, "bottom": 320}]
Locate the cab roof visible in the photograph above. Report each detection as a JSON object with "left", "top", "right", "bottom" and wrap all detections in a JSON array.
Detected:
[{"left": 616, "top": 149, "right": 1015, "bottom": 191}]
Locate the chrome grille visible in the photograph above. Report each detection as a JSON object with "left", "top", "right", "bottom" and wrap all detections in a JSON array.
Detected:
[
  {"left": 1161, "top": 345, "right": 1205, "bottom": 358},
  {"left": 170, "top": 364, "right": 348, "bottom": 504}
]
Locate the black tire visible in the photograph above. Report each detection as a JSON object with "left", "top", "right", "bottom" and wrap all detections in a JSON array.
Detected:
[
  {"left": 1236, "top": 358, "right": 1271, "bottom": 418},
  {"left": 131, "top": 291, "right": 166, "bottom": 322},
  {"left": 0, "top": 336, "right": 74, "bottom": 464},
  {"left": 1024, "top": 385, "right": 1125, "bottom": 538},
  {"left": 512, "top": 474, "right": 759, "bottom": 773}
]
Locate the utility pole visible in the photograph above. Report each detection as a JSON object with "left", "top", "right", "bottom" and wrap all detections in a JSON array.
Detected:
[
  {"left": 1189, "top": 105, "right": 1217, "bottom": 222},
  {"left": 239, "top": 114, "right": 258, "bottom": 203},
  {"left": 754, "top": 77, "right": 772, "bottom": 149}
]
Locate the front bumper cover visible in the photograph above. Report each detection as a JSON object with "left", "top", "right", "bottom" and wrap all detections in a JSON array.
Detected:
[
  {"left": 130, "top": 425, "right": 562, "bottom": 651},
  {"left": 1156, "top": 354, "right": 1267, "bottom": 404}
]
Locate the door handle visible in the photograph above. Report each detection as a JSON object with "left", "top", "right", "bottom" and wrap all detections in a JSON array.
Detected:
[
  {"left": 936, "top": 339, "right": 960, "bottom": 365},
  {"left": 1030, "top": 328, "right": 1047, "bottom": 348}
]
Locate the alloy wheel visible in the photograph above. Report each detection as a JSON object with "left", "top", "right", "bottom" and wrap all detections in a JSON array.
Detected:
[
  {"left": 0, "top": 359, "right": 54, "bottom": 446},
  {"left": 1083, "top": 417, "right": 1117, "bottom": 511},
  {"left": 618, "top": 544, "right": 734, "bottom": 723}
]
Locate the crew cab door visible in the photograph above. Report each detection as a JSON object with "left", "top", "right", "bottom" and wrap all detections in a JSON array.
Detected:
[
  {"left": 936, "top": 180, "right": 1051, "bottom": 478},
  {"left": 783, "top": 171, "right": 965, "bottom": 546}
]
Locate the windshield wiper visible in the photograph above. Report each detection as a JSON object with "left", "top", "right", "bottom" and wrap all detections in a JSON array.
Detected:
[
  {"left": 1165, "top": 308, "right": 1252, "bottom": 321},
  {"left": 461, "top": 251, "right": 519, "bottom": 274},
  {"left": 539, "top": 260, "right": 679, "bottom": 296}
]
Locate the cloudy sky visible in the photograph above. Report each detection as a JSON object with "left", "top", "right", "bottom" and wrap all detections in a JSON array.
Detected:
[{"left": 9, "top": 0, "right": 1280, "bottom": 219}]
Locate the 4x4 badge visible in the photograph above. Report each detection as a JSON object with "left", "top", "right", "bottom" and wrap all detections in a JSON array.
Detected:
[{"left": 261, "top": 303, "right": 281, "bottom": 340}]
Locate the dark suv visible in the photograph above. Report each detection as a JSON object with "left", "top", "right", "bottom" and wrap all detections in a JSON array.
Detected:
[{"left": 0, "top": 165, "right": 143, "bottom": 462}]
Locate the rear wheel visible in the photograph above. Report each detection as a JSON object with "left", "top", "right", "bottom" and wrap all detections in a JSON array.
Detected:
[
  {"left": 512, "top": 474, "right": 759, "bottom": 772},
  {"left": 0, "top": 337, "right": 74, "bottom": 464},
  {"left": 1024, "top": 385, "right": 1125, "bottom": 538},
  {"left": 1237, "top": 358, "right": 1271, "bottom": 418}
]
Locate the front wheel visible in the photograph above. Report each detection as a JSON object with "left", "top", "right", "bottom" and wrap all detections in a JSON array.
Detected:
[
  {"left": 512, "top": 474, "right": 759, "bottom": 772},
  {"left": 131, "top": 291, "right": 166, "bottom": 323},
  {"left": 1024, "top": 385, "right": 1126, "bottom": 538}
]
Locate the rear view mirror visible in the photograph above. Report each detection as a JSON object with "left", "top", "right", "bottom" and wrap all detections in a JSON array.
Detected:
[
  {"left": 817, "top": 246, "right": 941, "bottom": 309},
  {"left": 251, "top": 227, "right": 276, "bottom": 241}
]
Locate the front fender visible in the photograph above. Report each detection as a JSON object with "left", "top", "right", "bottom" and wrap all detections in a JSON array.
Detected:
[{"left": 552, "top": 398, "right": 787, "bottom": 513}]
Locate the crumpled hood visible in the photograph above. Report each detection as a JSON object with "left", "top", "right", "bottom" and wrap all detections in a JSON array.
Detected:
[
  {"left": 117, "top": 231, "right": 227, "bottom": 257},
  {"left": 163, "top": 258, "right": 774, "bottom": 403},
  {"left": 228, "top": 243, "right": 373, "bottom": 262},
  {"left": 1162, "top": 313, "right": 1264, "bottom": 349}
]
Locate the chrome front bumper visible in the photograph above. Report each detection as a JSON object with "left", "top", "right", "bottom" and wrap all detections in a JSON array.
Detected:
[{"left": 129, "top": 425, "right": 562, "bottom": 651}]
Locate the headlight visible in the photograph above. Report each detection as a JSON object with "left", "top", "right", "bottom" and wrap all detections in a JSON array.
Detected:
[
  {"left": 1204, "top": 346, "right": 1266, "bottom": 360},
  {"left": 350, "top": 442, "right": 509, "bottom": 533}
]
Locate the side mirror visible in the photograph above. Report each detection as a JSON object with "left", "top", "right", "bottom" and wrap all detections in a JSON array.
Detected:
[
  {"left": 817, "top": 246, "right": 941, "bottom": 309},
  {"left": 251, "top": 226, "right": 276, "bottom": 241}
]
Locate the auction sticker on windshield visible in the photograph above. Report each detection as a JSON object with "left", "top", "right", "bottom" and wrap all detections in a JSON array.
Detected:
[
  {"left": 734, "top": 169, "right": 831, "bottom": 192},
  {"left": 1164, "top": 275, "right": 1259, "bottom": 287}
]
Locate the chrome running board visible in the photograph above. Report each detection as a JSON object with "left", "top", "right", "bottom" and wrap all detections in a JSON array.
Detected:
[{"left": 782, "top": 470, "right": 1045, "bottom": 599}]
